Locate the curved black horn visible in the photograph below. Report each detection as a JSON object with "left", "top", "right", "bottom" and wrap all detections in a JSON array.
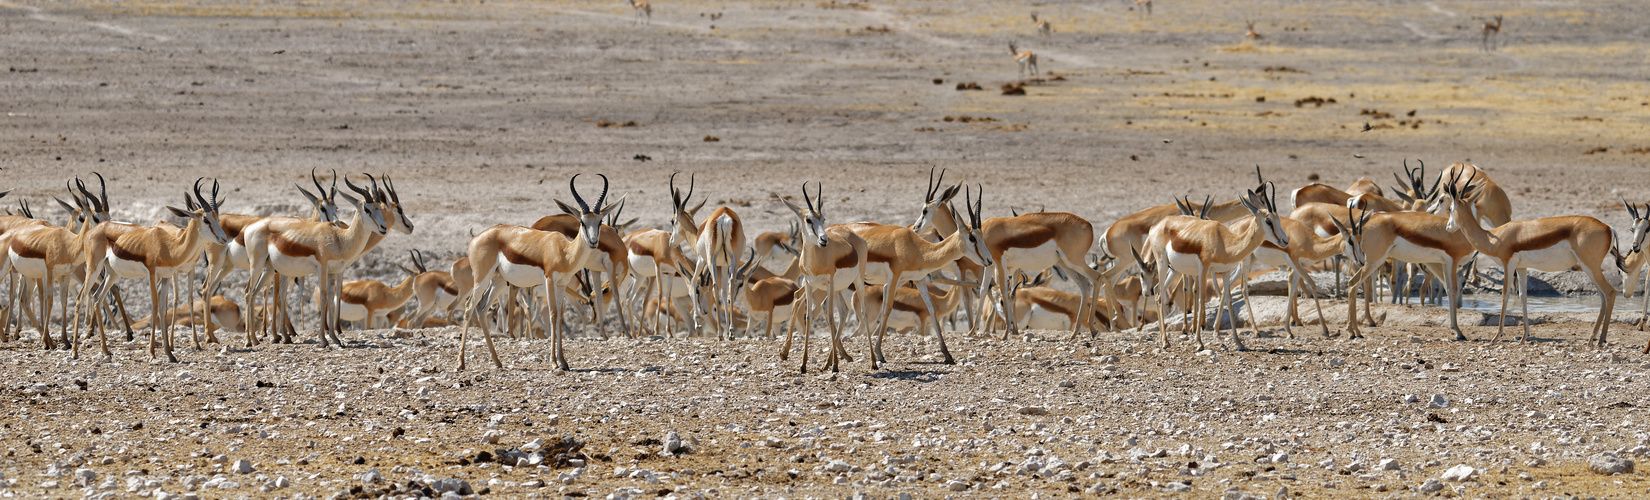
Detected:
[
  {"left": 800, "top": 181, "right": 815, "bottom": 212},
  {"left": 343, "top": 173, "right": 373, "bottom": 198},
  {"left": 75, "top": 177, "right": 100, "bottom": 213},
  {"left": 192, "top": 177, "right": 208, "bottom": 210},
  {"left": 311, "top": 168, "right": 327, "bottom": 198},
  {"left": 383, "top": 174, "right": 400, "bottom": 204},
  {"left": 972, "top": 183, "right": 984, "bottom": 228},
  {"left": 211, "top": 179, "right": 222, "bottom": 210},
  {"left": 364, "top": 173, "right": 384, "bottom": 202},
  {"left": 1623, "top": 196, "right": 1639, "bottom": 220},
  {"left": 815, "top": 182, "right": 825, "bottom": 212},
  {"left": 669, "top": 171, "right": 684, "bottom": 209},
  {"left": 569, "top": 173, "right": 590, "bottom": 213},
  {"left": 329, "top": 169, "right": 339, "bottom": 196},
  {"left": 93, "top": 172, "right": 108, "bottom": 211},
  {"left": 595, "top": 173, "right": 610, "bottom": 210},
  {"left": 926, "top": 166, "right": 946, "bottom": 202}
]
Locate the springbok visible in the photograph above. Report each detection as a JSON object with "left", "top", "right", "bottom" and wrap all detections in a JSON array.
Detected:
[
  {"left": 240, "top": 175, "right": 388, "bottom": 349},
  {"left": 1482, "top": 15, "right": 1502, "bottom": 51},
  {"left": 1009, "top": 42, "right": 1038, "bottom": 77},
  {"left": 456, "top": 174, "right": 619, "bottom": 371},
  {"left": 1143, "top": 186, "right": 1288, "bottom": 351},
  {"left": 778, "top": 182, "right": 868, "bottom": 373},
  {"left": 77, "top": 179, "right": 229, "bottom": 361},
  {"left": 668, "top": 172, "right": 746, "bottom": 339},
  {"left": 1442, "top": 171, "right": 1615, "bottom": 346},
  {"left": 839, "top": 184, "right": 990, "bottom": 366}
]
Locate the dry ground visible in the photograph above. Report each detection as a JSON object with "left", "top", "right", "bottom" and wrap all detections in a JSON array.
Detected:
[{"left": 3, "top": 0, "right": 1650, "bottom": 498}]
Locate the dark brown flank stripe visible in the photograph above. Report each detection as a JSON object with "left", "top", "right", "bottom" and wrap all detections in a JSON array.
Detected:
[
  {"left": 109, "top": 238, "right": 146, "bottom": 263},
  {"left": 833, "top": 251, "right": 859, "bottom": 269},
  {"left": 11, "top": 240, "right": 45, "bottom": 259},
  {"left": 501, "top": 245, "right": 542, "bottom": 268},
  {"left": 1391, "top": 224, "right": 1449, "bottom": 251},
  {"left": 440, "top": 281, "right": 461, "bottom": 295},
  {"left": 1000, "top": 225, "right": 1056, "bottom": 250},
  {"left": 773, "top": 289, "right": 796, "bottom": 306},
  {"left": 1515, "top": 226, "right": 1573, "bottom": 253},
  {"left": 270, "top": 232, "right": 317, "bottom": 258}
]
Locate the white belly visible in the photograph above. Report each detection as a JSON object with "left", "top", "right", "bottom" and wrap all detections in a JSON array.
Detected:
[
  {"left": 227, "top": 241, "right": 252, "bottom": 270},
  {"left": 1387, "top": 239, "right": 1452, "bottom": 266},
  {"left": 1250, "top": 247, "right": 1290, "bottom": 271},
  {"left": 1508, "top": 243, "right": 1579, "bottom": 273},
  {"left": 497, "top": 255, "right": 547, "bottom": 288},
  {"left": 432, "top": 289, "right": 457, "bottom": 309},
  {"left": 106, "top": 251, "right": 151, "bottom": 279},
  {"left": 9, "top": 255, "right": 60, "bottom": 280},
  {"left": 861, "top": 262, "right": 893, "bottom": 285},
  {"left": 268, "top": 251, "right": 321, "bottom": 278},
  {"left": 336, "top": 301, "right": 368, "bottom": 322},
  {"left": 1164, "top": 249, "right": 1203, "bottom": 275},
  {"left": 881, "top": 309, "right": 921, "bottom": 332},
  {"left": 767, "top": 303, "right": 794, "bottom": 321},
  {"left": 1022, "top": 305, "right": 1072, "bottom": 331},
  {"left": 1001, "top": 242, "right": 1060, "bottom": 273},
  {"left": 628, "top": 254, "right": 675, "bottom": 278}
]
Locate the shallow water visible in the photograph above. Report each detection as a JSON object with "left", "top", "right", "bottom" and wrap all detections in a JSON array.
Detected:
[{"left": 1456, "top": 293, "right": 1643, "bottom": 314}]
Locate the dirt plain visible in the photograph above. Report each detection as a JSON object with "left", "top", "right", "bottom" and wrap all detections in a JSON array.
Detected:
[{"left": 3, "top": 0, "right": 1650, "bottom": 498}]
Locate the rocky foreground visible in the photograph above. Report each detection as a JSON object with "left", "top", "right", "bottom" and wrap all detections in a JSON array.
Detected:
[{"left": 2, "top": 317, "right": 1648, "bottom": 499}]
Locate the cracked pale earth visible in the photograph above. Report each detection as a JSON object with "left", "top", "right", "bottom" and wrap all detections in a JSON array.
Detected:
[{"left": 3, "top": 0, "right": 1650, "bottom": 498}]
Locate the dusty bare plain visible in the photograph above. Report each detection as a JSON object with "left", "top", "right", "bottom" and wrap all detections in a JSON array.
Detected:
[{"left": 4, "top": 0, "right": 1650, "bottom": 498}]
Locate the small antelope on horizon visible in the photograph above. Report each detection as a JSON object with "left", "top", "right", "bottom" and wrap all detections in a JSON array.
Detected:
[
  {"left": 1009, "top": 42, "right": 1038, "bottom": 77},
  {"left": 1133, "top": 0, "right": 1152, "bottom": 16},
  {"left": 1245, "top": 20, "right": 1262, "bottom": 40},
  {"left": 1031, "top": 12, "right": 1051, "bottom": 37},
  {"left": 629, "top": 0, "right": 652, "bottom": 25},
  {"left": 1482, "top": 15, "right": 1503, "bottom": 51}
]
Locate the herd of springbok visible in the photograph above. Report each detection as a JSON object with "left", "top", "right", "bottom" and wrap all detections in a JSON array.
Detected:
[{"left": 0, "top": 161, "right": 1644, "bottom": 372}]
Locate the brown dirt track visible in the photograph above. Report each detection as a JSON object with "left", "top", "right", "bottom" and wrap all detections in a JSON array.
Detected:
[{"left": 3, "top": 0, "right": 1650, "bottom": 498}]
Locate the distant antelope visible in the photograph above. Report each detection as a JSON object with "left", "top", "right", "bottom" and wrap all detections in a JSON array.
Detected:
[
  {"left": 1482, "top": 15, "right": 1502, "bottom": 51},
  {"left": 1245, "top": 20, "right": 1262, "bottom": 41},
  {"left": 1133, "top": 0, "right": 1151, "bottom": 16},
  {"left": 1030, "top": 12, "right": 1051, "bottom": 37},
  {"left": 1008, "top": 42, "right": 1038, "bottom": 78},
  {"left": 629, "top": 0, "right": 651, "bottom": 24}
]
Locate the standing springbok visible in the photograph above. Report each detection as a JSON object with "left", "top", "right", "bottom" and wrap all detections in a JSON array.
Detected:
[
  {"left": 778, "top": 182, "right": 868, "bottom": 373},
  {"left": 240, "top": 175, "right": 388, "bottom": 349},
  {"left": 668, "top": 172, "right": 747, "bottom": 339},
  {"left": 531, "top": 198, "right": 632, "bottom": 338},
  {"left": 628, "top": 0, "right": 651, "bottom": 24},
  {"left": 1442, "top": 171, "right": 1616, "bottom": 346},
  {"left": 457, "top": 175, "right": 619, "bottom": 371},
  {"left": 1336, "top": 207, "right": 1474, "bottom": 340},
  {"left": 1143, "top": 186, "right": 1288, "bottom": 351},
  {"left": 1482, "top": 15, "right": 1502, "bottom": 51},
  {"left": 1030, "top": 12, "right": 1051, "bottom": 37},
  {"left": 840, "top": 185, "right": 991, "bottom": 366},
  {"left": 1616, "top": 201, "right": 1650, "bottom": 331},
  {"left": 77, "top": 179, "right": 229, "bottom": 361},
  {"left": 1009, "top": 42, "right": 1038, "bottom": 77},
  {"left": 200, "top": 169, "right": 340, "bottom": 345}
]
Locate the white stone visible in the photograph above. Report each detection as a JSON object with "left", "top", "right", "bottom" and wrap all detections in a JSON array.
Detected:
[
  {"left": 1417, "top": 478, "right": 1443, "bottom": 493},
  {"left": 1439, "top": 464, "right": 1474, "bottom": 482},
  {"left": 1377, "top": 459, "right": 1400, "bottom": 471},
  {"left": 1427, "top": 394, "right": 1449, "bottom": 409},
  {"left": 1588, "top": 453, "right": 1634, "bottom": 475},
  {"left": 233, "top": 459, "right": 253, "bottom": 474}
]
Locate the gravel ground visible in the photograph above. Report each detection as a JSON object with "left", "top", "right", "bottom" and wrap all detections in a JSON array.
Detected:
[{"left": 3, "top": 0, "right": 1650, "bottom": 497}]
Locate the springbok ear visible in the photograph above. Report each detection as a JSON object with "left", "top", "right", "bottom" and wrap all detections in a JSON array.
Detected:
[
  {"left": 1329, "top": 217, "right": 1350, "bottom": 236},
  {"left": 553, "top": 199, "right": 579, "bottom": 215},
  {"left": 1392, "top": 188, "right": 1414, "bottom": 204},
  {"left": 939, "top": 184, "right": 962, "bottom": 204},
  {"left": 338, "top": 191, "right": 362, "bottom": 207},
  {"left": 600, "top": 194, "right": 628, "bottom": 216},
  {"left": 778, "top": 197, "right": 805, "bottom": 218},
  {"left": 165, "top": 206, "right": 193, "bottom": 218}
]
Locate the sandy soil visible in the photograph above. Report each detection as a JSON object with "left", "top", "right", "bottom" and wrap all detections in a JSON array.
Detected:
[{"left": 3, "top": 0, "right": 1650, "bottom": 497}]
